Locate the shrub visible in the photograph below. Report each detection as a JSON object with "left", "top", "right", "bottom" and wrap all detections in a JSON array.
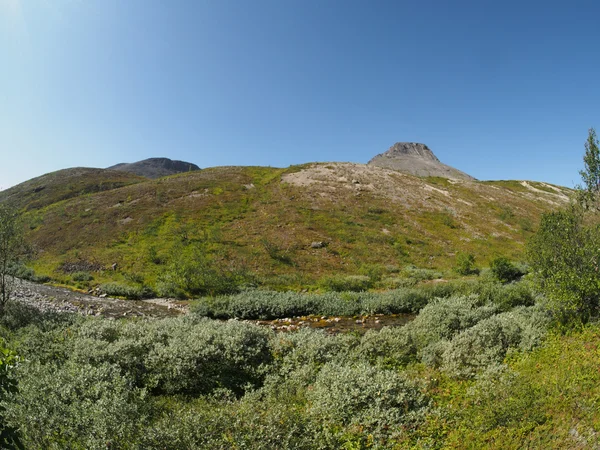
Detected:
[
  {"left": 99, "top": 282, "right": 144, "bottom": 299},
  {"left": 407, "top": 294, "right": 498, "bottom": 350},
  {"left": 490, "top": 257, "right": 523, "bottom": 283},
  {"left": 143, "top": 318, "right": 272, "bottom": 396},
  {"left": 463, "top": 364, "right": 546, "bottom": 431},
  {"left": 527, "top": 207, "right": 600, "bottom": 325},
  {"left": 318, "top": 275, "right": 372, "bottom": 292},
  {"left": 357, "top": 326, "right": 416, "bottom": 368},
  {"left": 157, "top": 245, "right": 252, "bottom": 297},
  {"left": 192, "top": 285, "right": 448, "bottom": 320},
  {"left": 454, "top": 252, "right": 479, "bottom": 276},
  {"left": 265, "top": 329, "right": 357, "bottom": 397},
  {"left": 140, "top": 395, "right": 313, "bottom": 449},
  {"left": 68, "top": 317, "right": 273, "bottom": 398},
  {"left": 402, "top": 265, "right": 443, "bottom": 281},
  {"left": 0, "top": 339, "right": 20, "bottom": 449},
  {"left": 358, "top": 264, "right": 385, "bottom": 282},
  {"left": 72, "top": 272, "right": 93, "bottom": 282},
  {"left": 1, "top": 361, "right": 147, "bottom": 449},
  {"left": 307, "top": 362, "right": 429, "bottom": 438},
  {"left": 440, "top": 306, "right": 550, "bottom": 378}
]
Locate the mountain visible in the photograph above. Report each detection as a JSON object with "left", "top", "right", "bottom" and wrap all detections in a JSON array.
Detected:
[
  {"left": 0, "top": 168, "right": 145, "bottom": 211},
  {"left": 0, "top": 161, "right": 571, "bottom": 291},
  {"left": 368, "top": 142, "right": 475, "bottom": 180},
  {"left": 108, "top": 158, "right": 200, "bottom": 179}
]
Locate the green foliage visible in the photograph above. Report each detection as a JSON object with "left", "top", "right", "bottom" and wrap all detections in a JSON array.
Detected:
[
  {"left": 462, "top": 364, "right": 547, "bottom": 432},
  {"left": 261, "top": 238, "right": 294, "bottom": 265},
  {"left": 0, "top": 339, "right": 21, "bottom": 449},
  {"left": 402, "top": 265, "right": 443, "bottom": 281},
  {"left": 318, "top": 274, "right": 372, "bottom": 292},
  {"left": 157, "top": 244, "right": 252, "bottom": 298},
  {"left": 578, "top": 127, "right": 600, "bottom": 211},
  {"left": 72, "top": 271, "right": 93, "bottom": 282},
  {"left": 307, "top": 362, "right": 429, "bottom": 440},
  {"left": 527, "top": 208, "right": 600, "bottom": 325},
  {"left": 407, "top": 294, "right": 498, "bottom": 349},
  {"left": 439, "top": 306, "right": 550, "bottom": 378},
  {"left": 99, "top": 282, "right": 151, "bottom": 299},
  {"left": 357, "top": 326, "right": 416, "bottom": 368},
  {"left": 0, "top": 205, "right": 26, "bottom": 315},
  {"left": 454, "top": 252, "right": 479, "bottom": 276},
  {"left": 192, "top": 285, "right": 457, "bottom": 320},
  {"left": 0, "top": 277, "right": 560, "bottom": 448},
  {"left": 490, "top": 256, "right": 523, "bottom": 283},
  {"left": 2, "top": 361, "right": 147, "bottom": 450}
]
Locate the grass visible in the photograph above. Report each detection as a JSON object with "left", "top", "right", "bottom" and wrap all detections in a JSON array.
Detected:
[
  {"left": 0, "top": 163, "right": 572, "bottom": 293},
  {"left": 427, "top": 325, "right": 600, "bottom": 448}
]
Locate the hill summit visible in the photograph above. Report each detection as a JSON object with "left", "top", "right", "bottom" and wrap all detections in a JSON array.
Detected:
[
  {"left": 368, "top": 142, "right": 475, "bottom": 180},
  {"left": 108, "top": 157, "right": 200, "bottom": 179}
]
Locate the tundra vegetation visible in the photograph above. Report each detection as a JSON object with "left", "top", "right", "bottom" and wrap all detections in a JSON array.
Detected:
[{"left": 1, "top": 131, "right": 600, "bottom": 448}]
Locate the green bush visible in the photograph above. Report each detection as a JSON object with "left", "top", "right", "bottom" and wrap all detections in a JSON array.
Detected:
[
  {"left": 318, "top": 274, "right": 372, "bottom": 292},
  {"left": 72, "top": 271, "right": 93, "bottom": 282},
  {"left": 145, "top": 318, "right": 272, "bottom": 396},
  {"left": 357, "top": 326, "right": 416, "bottom": 368},
  {"left": 99, "top": 282, "right": 144, "bottom": 299},
  {"left": 192, "top": 284, "right": 456, "bottom": 320},
  {"left": 527, "top": 208, "right": 600, "bottom": 325},
  {"left": 463, "top": 364, "right": 546, "bottom": 431},
  {"left": 307, "top": 362, "right": 429, "bottom": 438},
  {"left": 490, "top": 257, "right": 523, "bottom": 283},
  {"left": 407, "top": 294, "right": 498, "bottom": 349},
  {"left": 439, "top": 306, "right": 550, "bottom": 378},
  {"left": 69, "top": 317, "right": 273, "bottom": 397},
  {"left": 1, "top": 361, "right": 147, "bottom": 449},
  {"left": 402, "top": 265, "right": 443, "bottom": 281},
  {"left": 0, "top": 339, "right": 20, "bottom": 449},
  {"left": 454, "top": 252, "right": 479, "bottom": 276},
  {"left": 264, "top": 329, "right": 357, "bottom": 397},
  {"left": 157, "top": 244, "right": 252, "bottom": 298}
]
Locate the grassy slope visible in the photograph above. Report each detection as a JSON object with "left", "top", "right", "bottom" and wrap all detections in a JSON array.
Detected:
[
  {"left": 0, "top": 163, "right": 572, "bottom": 289},
  {"left": 418, "top": 325, "right": 600, "bottom": 449}
]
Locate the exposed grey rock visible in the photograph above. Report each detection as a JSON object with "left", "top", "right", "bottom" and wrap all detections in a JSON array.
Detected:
[
  {"left": 311, "top": 241, "right": 328, "bottom": 249},
  {"left": 368, "top": 142, "right": 475, "bottom": 181},
  {"left": 108, "top": 158, "right": 200, "bottom": 179}
]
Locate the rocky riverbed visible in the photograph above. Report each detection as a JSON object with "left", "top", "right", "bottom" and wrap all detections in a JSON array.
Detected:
[{"left": 11, "top": 279, "right": 185, "bottom": 319}]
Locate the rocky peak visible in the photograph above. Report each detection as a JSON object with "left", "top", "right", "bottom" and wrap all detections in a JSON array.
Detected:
[
  {"left": 375, "top": 142, "right": 440, "bottom": 162},
  {"left": 367, "top": 142, "right": 475, "bottom": 181}
]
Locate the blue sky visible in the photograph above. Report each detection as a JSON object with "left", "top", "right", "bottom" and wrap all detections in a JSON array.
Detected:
[{"left": 1, "top": 0, "right": 599, "bottom": 189}]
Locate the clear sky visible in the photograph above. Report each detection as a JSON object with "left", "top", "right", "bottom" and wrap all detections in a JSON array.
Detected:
[{"left": 1, "top": 0, "right": 599, "bottom": 189}]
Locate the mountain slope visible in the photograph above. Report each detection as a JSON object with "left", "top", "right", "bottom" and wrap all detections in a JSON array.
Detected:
[
  {"left": 4, "top": 162, "right": 571, "bottom": 290},
  {"left": 0, "top": 168, "right": 145, "bottom": 211},
  {"left": 108, "top": 157, "right": 200, "bottom": 179},
  {"left": 368, "top": 142, "right": 476, "bottom": 180}
]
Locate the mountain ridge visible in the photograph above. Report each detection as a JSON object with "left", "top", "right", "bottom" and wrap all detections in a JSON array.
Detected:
[
  {"left": 368, "top": 142, "right": 476, "bottom": 181},
  {"left": 108, "top": 157, "right": 200, "bottom": 179}
]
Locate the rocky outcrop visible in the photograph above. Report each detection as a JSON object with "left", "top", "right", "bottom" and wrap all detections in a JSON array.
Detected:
[
  {"left": 109, "top": 158, "right": 200, "bottom": 179},
  {"left": 368, "top": 142, "right": 475, "bottom": 180}
]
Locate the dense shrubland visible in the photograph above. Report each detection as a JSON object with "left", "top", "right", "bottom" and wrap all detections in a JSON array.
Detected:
[{"left": 0, "top": 277, "right": 562, "bottom": 448}]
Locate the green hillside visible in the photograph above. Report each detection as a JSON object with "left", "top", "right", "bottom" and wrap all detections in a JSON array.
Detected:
[{"left": 0, "top": 163, "right": 572, "bottom": 292}]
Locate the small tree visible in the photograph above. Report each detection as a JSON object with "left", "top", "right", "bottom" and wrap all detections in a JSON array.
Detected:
[
  {"left": 527, "top": 207, "right": 600, "bottom": 325},
  {"left": 454, "top": 252, "right": 479, "bottom": 276},
  {"left": 489, "top": 257, "right": 522, "bottom": 283},
  {"left": 0, "top": 205, "right": 25, "bottom": 315},
  {"left": 578, "top": 128, "right": 600, "bottom": 210}
]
